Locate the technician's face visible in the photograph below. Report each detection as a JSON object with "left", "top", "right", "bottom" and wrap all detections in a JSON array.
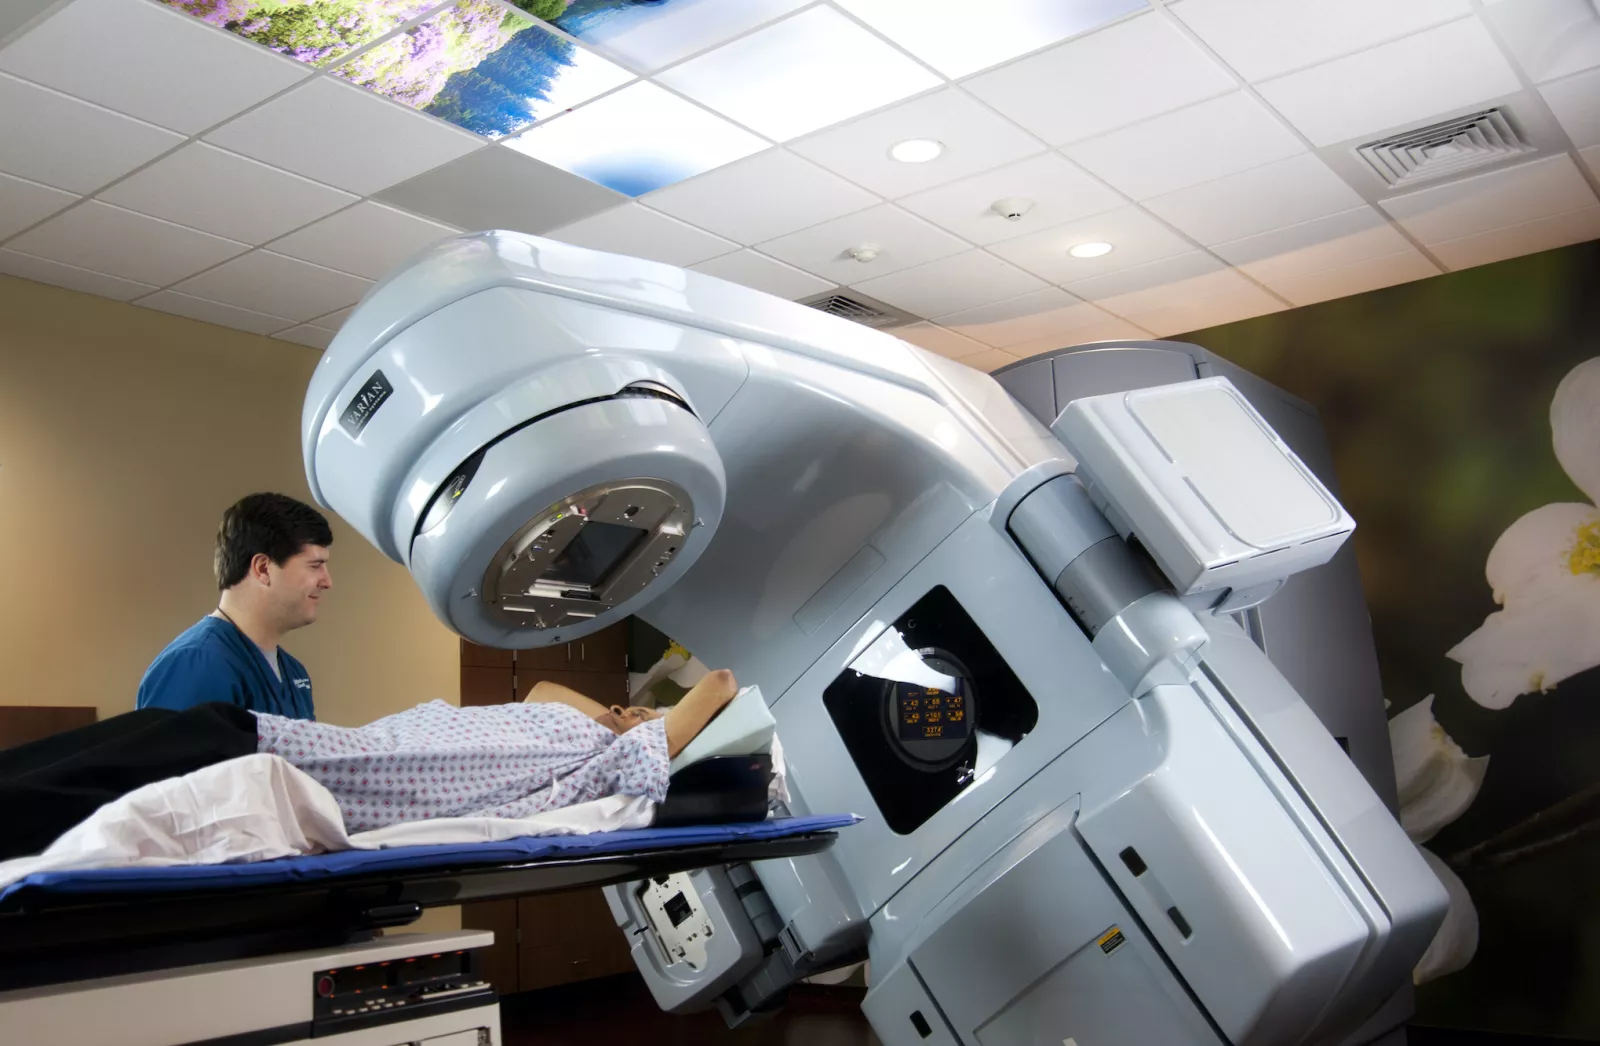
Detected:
[{"left": 272, "top": 544, "right": 332, "bottom": 629}]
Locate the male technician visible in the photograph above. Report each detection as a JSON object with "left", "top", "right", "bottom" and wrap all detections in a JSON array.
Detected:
[{"left": 137, "top": 493, "right": 333, "bottom": 719}]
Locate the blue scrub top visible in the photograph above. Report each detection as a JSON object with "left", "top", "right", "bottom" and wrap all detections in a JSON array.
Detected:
[{"left": 136, "top": 616, "right": 315, "bottom": 720}]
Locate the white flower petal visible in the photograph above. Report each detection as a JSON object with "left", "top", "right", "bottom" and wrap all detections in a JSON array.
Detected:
[
  {"left": 1484, "top": 503, "right": 1600, "bottom": 608},
  {"left": 1447, "top": 584, "right": 1600, "bottom": 707},
  {"left": 1389, "top": 695, "right": 1489, "bottom": 843},
  {"left": 1414, "top": 846, "right": 1478, "bottom": 984},
  {"left": 1553, "top": 355, "right": 1600, "bottom": 505}
]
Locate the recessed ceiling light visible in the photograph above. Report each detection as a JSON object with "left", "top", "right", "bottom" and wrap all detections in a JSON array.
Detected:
[
  {"left": 1068, "top": 241, "right": 1114, "bottom": 259},
  {"left": 890, "top": 138, "right": 945, "bottom": 163}
]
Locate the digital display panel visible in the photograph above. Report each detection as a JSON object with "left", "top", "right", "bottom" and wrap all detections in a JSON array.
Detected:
[
  {"left": 542, "top": 520, "right": 646, "bottom": 588},
  {"left": 896, "top": 682, "right": 969, "bottom": 743}
]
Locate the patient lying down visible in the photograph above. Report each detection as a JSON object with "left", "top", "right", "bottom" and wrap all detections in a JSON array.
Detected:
[
  {"left": 0, "top": 669, "right": 743, "bottom": 860},
  {"left": 257, "top": 670, "right": 741, "bottom": 833}
]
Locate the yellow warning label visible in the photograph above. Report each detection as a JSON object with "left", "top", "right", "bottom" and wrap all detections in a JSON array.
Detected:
[{"left": 1097, "top": 927, "right": 1125, "bottom": 954}]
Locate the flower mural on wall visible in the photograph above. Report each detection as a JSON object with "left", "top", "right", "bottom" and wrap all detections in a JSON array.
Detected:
[
  {"left": 1391, "top": 695, "right": 1490, "bottom": 843},
  {"left": 1449, "top": 356, "right": 1600, "bottom": 708},
  {"left": 1390, "top": 696, "right": 1487, "bottom": 983}
]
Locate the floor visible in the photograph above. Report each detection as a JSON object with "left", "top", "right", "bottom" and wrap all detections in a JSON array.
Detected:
[
  {"left": 498, "top": 977, "right": 1578, "bottom": 1046},
  {"left": 500, "top": 972, "right": 880, "bottom": 1046}
]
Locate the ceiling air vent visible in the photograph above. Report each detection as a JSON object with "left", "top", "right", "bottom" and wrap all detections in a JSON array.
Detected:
[
  {"left": 1357, "top": 108, "right": 1536, "bottom": 189},
  {"left": 799, "top": 290, "right": 918, "bottom": 330}
]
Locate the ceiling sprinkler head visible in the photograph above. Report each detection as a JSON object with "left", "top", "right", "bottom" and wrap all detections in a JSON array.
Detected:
[
  {"left": 991, "top": 197, "right": 1035, "bottom": 221},
  {"left": 849, "top": 244, "right": 882, "bottom": 263}
]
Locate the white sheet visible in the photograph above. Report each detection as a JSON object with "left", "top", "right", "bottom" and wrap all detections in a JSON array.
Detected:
[{"left": 0, "top": 753, "right": 655, "bottom": 892}]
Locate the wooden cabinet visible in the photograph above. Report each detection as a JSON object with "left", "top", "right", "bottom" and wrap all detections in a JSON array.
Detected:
[
  {"left": 513, "top": 620, "right": 631, "bottom": 708},
  {"left": 517, "top": 890, "right": 634, "bottom": 990},
  {"left": 462, "top": 890, "right": 634, "bottom": 996},
  {"left": 460, "top": 640, "right": 513, "bottom": 669},
  {"left": 460, "top": 665, "right": 514, "bottom": 707}
]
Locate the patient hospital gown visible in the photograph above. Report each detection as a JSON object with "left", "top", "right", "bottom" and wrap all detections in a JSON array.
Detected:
[{"left": 254, "top": 700, "right": 669, "bottom": 833}]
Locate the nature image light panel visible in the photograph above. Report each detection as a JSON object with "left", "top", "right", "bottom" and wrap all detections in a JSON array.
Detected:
[
  {"left": 551, "top": 0, "right": 810, "bottom": 71},
  {"left": 157, "top": 0, "right": 446, "bottom": 66},
  {"left": 504, "top": 80, "right": 768, "bottom": 196},
  {"left": 334, "top": 0, "right": 634, "bottom": 138}
]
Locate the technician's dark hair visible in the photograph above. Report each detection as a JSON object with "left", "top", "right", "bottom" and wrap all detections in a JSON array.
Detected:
[{"left": 214, "top": 493, "right": 334, "bottom": 591}]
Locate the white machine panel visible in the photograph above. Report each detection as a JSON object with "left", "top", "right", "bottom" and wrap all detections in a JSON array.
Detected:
[{"left": 1055, "top": 377, "right": 1354, "bottom": 603}]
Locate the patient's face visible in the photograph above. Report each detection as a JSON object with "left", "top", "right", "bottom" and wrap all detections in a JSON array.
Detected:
[{"left": 603, "top": 705, "right": 662, "bottom": 735}]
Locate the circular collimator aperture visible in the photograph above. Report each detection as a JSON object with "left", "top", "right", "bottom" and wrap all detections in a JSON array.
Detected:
[{"left": 407, "top": 394, "right": 726, "bottom": 648}]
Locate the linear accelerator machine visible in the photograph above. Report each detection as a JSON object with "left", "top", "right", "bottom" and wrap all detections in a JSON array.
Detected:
[{"left": 302, "top": 230, "right": 1448, "bottom": 1046}]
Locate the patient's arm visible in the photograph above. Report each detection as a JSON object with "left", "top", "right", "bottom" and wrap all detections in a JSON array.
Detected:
[
  {"left": 525, "top": 679, "right": 613, "bottom": 720},
  {"left": 663, "top": 669, "right": 739, "bottom": 759}
]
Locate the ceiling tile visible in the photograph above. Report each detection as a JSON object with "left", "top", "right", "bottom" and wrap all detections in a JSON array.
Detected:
[
  {"left": 205, "top": 77, "right": 482, "bottom": 196},
  {"left": 1255, "top": 18, "right": 1523, "bottom": 148},
  {"left": 897, "top": 153, "right": 1125, "bottom": 246},
  {"left": 1122, "top": 289, "right": 1285, "bottom": 337},
  {"left": 0, "top": 248, "right": 157, "bottom": 301},
  {"left": 656, "top": 6, "right": 941, "bottom": 143},
  {"left": 689, "top": 250, "right": 833, "bottom": 300},
  {"left": 1210, "top": 206, "right": 1414, "bottom": 283},
  {"left": 962, "top": 348, "right": 1024, "bottom": 373},
  {"left": 0, "top": 0, "right": 310, "bottom": 135},
  {"left": 1481, "top": 0, "right": 1600, "bottom": 83},
  {"left": 1063, "top": 251, "right": 1226, "bottom": 302},
  {"left": 310, "top": 305, "right": 356, "bottom": 331},
  {"left": 1063, "top": 92, "right": 1305, "bottom": 201},
  {"left": 1259, "top": 249, "right": 1440, "bottom": 306},
  {"left": 1092, "top": 266, "right": 1269, "bottom": 319},
  {"left": 1378, "top": 155, "right": 1598, "bottom": 243},
  {"left": 757, "top": 204, "right": 969, "bottom": 284},
  {"left": 0, "top": 171, "right": 76, "bottom": 239},
  {"left": 269, "top": 202, "right": 458, "bottom": 280},
  {"left": 547, "top": 203, "right": 737, "bottom": 267},
  {"left": 1004, "top": 319, "right": 1154, "bottom": 356},
  {"left": 151, "top": 0, "right": 442, "bottom": 69},
  {"left": 644, "top": 150, "right": 877, "bottom": 244},
  {"left": 0, "top": 72, "right": 183, "bottom": 194},
  {"left": 790, "top": 89, "right": 1046, "bottom": 199},
  {"left": 1583, "top": 144, "right": 1600, "bottom": 178},
  {"left": 986, "top": 205, "right": 1194, "bottom": 282},
  {"left": 888, "top": 322, "right": 989, "bottom": 360},
  {"left": 170, "top": 250, "right": 373, "bottom": 323},
  {"left": 551, "top": 0, "right": 809, "bottom": 72},
  {"left": 1172, "top": 0, "right": 1471, "bottom": 83},
  {"left": 334, "top": 7, "right": 633, "bottom": 140},
  {"left": 274, "top": 325, "right": 338, "bottom": 351},
  {"left": 136, "top": 289, "right": 295, "bottom": 336},
  {"left": 6, "top": 201, "right": 247, "bottom": 285},
  {"left": 965, "top": 13, "right": 1236, "bottom": 146},
  {"left": 935, "top": 288, "right": 1125, "bottom": 348},
  {"left": 505, "top": 81, "right": 767, "bottom": 197},
  {"left": 836, "top": 0, "right": 1145, "bottom": 79},
  {"left": 1143, "top": 153, "right": 1365, "bottom": 245},
  {"left": 375, "top": 145, "right": 624, "bottom": 234},
  {"left": 100, "top": 143, "right": 356, "bottom": 245},
  {"left": 0, "top": 0, "right": 58, "bottom": 44},
  {"left": 1428, "top": 204, "right": 1600, "bottom": 270},
  {"left": 1540, "top": 68, "right": 1600, "bottom": 148},
  {"left": 851, "top": 250, "right": 1048, "bottom": 317}
]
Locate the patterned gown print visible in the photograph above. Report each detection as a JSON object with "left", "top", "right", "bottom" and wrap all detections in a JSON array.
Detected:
[{"left": 254, "top": 700, "right": 669, "bottom": 832}]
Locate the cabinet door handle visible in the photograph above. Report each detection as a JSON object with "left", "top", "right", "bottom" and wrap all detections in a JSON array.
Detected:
[
  {"left": 565, "top": 643, "right": 572, "bottom": 663},
  {"left": 580, "top": 642, "right": 586, "bottom": 662}
]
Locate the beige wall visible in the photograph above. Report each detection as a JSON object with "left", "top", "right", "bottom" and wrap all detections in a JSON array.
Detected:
[{"left": 0, "top": 275, "right": 459, "bottom": 725}]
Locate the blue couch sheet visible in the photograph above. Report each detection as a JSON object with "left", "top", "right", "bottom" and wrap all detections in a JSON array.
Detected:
[{"left": 0, "top": 814, "right": 858, "bottom": 905}]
